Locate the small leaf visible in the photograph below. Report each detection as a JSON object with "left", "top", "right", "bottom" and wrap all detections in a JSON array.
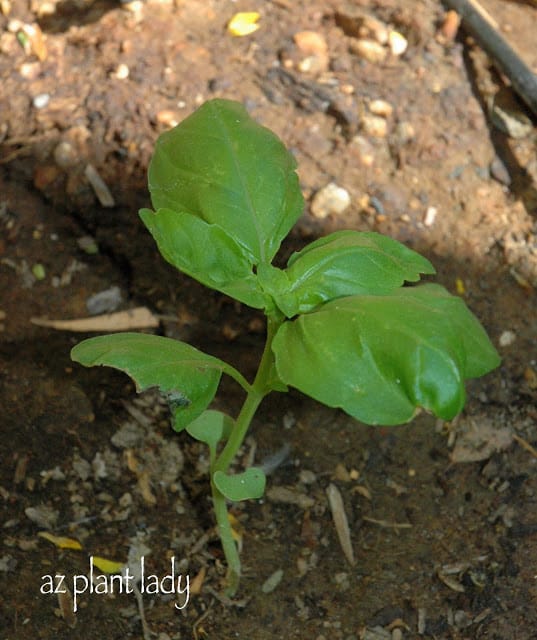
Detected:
[
  {"left": 227, "top": 12, "right": 260, "bottom": 37},
  {"left": 270, "top": 231, "right": 436, "bottom": 316},
  {"left": 273, "top": 285, "right": 500, "bottom": 425},
  {"left": 146, "top": 99, "right": 304, "bottom": 265},
  {"left": 186, "top": 410, "right": 234, "bottom": 459},
  {"left": 92, "top": 556, "right": 125, "bottom": 574},
  {"left": 139, "top": 207, "right": 267, "bottom": 309},
  {"left": 213, "top": 468, "right": 266, "bottom": 501},
  {"left": 38, "top": 532, "right": 83, "bottom": 551},
  {"left": 71, "top": 333, "right": 226, "bottom": 430}
]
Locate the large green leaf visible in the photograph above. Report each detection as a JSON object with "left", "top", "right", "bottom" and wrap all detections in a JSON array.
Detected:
[
  {"left": 260, "top": 231, "right": 435, "bottom": 317},
  {"left": 272, "top": 285, "right": 500, "bottom": 425},
  {"left": 139, "top": 207, "right": 267, "bottom": 309},
  {"left": 146, "top": 99, "right": 304, "bottom": 265},
  {"left": 71, "top": 333, "right": 229, "bottom": 429}
]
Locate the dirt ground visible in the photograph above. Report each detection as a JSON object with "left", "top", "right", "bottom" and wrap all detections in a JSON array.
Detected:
[{"left": 1, "top": 0, "right": 537, "bottom": 638}]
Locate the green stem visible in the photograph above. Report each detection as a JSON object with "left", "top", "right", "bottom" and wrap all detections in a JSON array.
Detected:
[
  {"left": 214, "top": 315, "right": 280, "bottom": 474},
  {"left": 211, "top": 313, "right": 282, "bottom": 594},
  {"left": 210, "top": 478, "right": 241, "bottom": 594}
]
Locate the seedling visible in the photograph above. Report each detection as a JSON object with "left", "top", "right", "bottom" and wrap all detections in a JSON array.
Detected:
[{"left": 71, "top": 99, "right": 500, "bottom": 594}]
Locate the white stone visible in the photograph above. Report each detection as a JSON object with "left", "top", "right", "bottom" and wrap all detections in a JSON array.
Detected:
[{"left": 311, "top": 182, "right": 351, "bottom": 218}]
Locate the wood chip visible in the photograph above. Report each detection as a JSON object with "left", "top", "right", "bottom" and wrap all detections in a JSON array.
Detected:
[
  {"left": 326, "top": 483, "right": 355, "bottom": 566},
  {"left": 31, "top": 307, "right": 159, "bottom": 332}
]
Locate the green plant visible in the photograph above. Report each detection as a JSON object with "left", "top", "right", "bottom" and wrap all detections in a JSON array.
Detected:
[{"left": 71, "top": 99, "right": 500, "bottom": 594}]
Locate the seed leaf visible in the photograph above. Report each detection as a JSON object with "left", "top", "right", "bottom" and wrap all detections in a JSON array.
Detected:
[
  {"left": 145, "top": 98, "right": 304, "bottom": 266},
  {"left": 272, "top": 284, "right": 500, "bottom": 425},
  {"left": 71, "top": 333, "right": 227, "bottom": 429},
  {"left": 186, "top": 410, "right": 234, "bottom": 459},
  {"left": 213, "top": 468, "right": 266, "bottom": 501}
]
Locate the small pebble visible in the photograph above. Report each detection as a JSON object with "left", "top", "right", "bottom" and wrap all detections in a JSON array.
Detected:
[
  {"left": 32, "top": 93, "right": 49, "bottom": 109},
  {"left": 77, "top": 235, "right": 99, "bottom": 255},
  {"left": 361, "top": 114, "right": 388, "bottom": 137},
  {"left": 368, "top": 99, "right": 393, "bottom": 118},
  {"left": 311, "top": 182, "right": 351, "bottom": 218},
  {"left": 499, "top": 330, "right": 516, "bottom": 347},
  {"left": 53, "top": 141, "right": 78, "bottom": 168},
  {"left": 490, "top": 156, "right": 511, "bottom": 186},
  {"left": 423, "top": 206, "right": 437, "bottom": 227},
  {"left": 86, "top": 286, "right": 122, "bottom": 314},
  {"left": 388, "top": 31, "right": 408, "bottom": 56},
  {"left": 32, "top": 263, "right": 45, "bottom": 280},
  {"left": 439, "top": 10, "right": 460, "bottom": 41},
  {"left": 299, "top": 469, "right": 317, "bottom": 485},
  {"left": 350, "top": 135, "right": 376, "bottom": 166},
  {"left": 25, "top": 505, "right": 59, "bottom": 529},
  {"left": 261, "top": 568, "right": 284, "bottom": 594},
  {"left": 350, "top": 39, "right": 387, "bottom": 64},
  {"left": 112, "top": 63, "right": 129, "bottom": 80},
  {"left": 294, "top": 30, "right": 328, "bottom": 57},
  {"left": 336, "top": 11, "right": 388, "bottom": 44},
  {"left": 394, "top": 121, "right": 415, "bottom": 144},
  {"left": 491, "top": 95, "right": 533, "bottom": 139},
  {"left": 156, "top": 110, "right": 179, "bottom": 128}
]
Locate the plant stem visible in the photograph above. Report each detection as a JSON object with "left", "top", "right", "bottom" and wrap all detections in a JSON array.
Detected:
[
  {"left": 210, "top": 477, "right": 241, "bottom": 595},
  {"left": 211, "top": 314, "right": 282, "bottom": 594},
  {"left": 214, "top": 315, "right": 280, "bottom": 474}
]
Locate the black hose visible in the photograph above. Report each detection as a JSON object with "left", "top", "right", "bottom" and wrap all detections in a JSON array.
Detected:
[{"left": 443, "top": 0, "right": 537, "bottom": 118}]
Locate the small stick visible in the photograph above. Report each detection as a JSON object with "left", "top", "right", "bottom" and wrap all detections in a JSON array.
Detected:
[
  {"left": 513, "top": 433, "right": 537, "bottom": 460},
  {"left": 443, "top": 0, "right": 537, "bottom": 118},
  {"left": 363, "top": 516, "right": 412, "bottom": 529}
]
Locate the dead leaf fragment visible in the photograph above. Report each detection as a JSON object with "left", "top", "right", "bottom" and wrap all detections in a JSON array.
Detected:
[
  {"left": 326, "top": 483, "right": 355, "bottom": 566},
  {"left": 190, "top": 566, "right": 206, "bottom": 595},
  {"left": 31, "top": 307, "right": 159, "bottom": 332},
  {"left": 266, "top": 486, "right": 314, "bottom": 509},
  {"left": 437, "top": 570, "right": 465, "bottom": 592},
  {"left": 451, "top": 416, "right": 513, "bottom": 463},
  {"left": 38, "top": 532, "right": 83, "bottom": 550},
  {"left": 25, "top": 505, "right": 58, "bottom": 529},
  {"left": 137, "top": 471, "right": 157, "bottom": 506},
  {"left": 92, "top": 556, "right": 125, "bottom": 574}
]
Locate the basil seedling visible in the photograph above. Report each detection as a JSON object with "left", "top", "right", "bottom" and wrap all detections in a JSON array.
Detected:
[{"left": 72, "top": 99, "right": 500, "bottom": 594}]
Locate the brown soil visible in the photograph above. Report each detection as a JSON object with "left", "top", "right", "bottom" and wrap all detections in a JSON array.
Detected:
[{"left": 1, "top": 1, "right": 536, "bottom": 639}]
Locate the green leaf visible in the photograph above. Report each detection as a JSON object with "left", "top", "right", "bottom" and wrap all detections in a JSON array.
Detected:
[
  {"left": 146, "top": 98, "right": 304, "bottom": 265},
  {"left": 139, "top": 207, "right": 267, "bottom": 308},
  {"left": 272, "top": 285, "right": 500, "bottom": 425},
  {"left": 71, "top": 333, "right": 228, "bottom": 430},
  {"left": 264, "top": 231, "right": 436, "bottom": 317},
  {"left": 186, "top": 410, "right": 234, "bottom": 460},
  {"left": 213, "top": 468, "right": 266, "bottom": 502}
]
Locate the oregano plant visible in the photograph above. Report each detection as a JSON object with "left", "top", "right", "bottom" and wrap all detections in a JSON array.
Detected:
[{"left": 71, "top": 99, "right": 500, "bottom": 594}]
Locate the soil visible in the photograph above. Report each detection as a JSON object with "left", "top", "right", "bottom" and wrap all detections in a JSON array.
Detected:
[{"left": 1, "top": 0, "right": 536, "bottom": 638}]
